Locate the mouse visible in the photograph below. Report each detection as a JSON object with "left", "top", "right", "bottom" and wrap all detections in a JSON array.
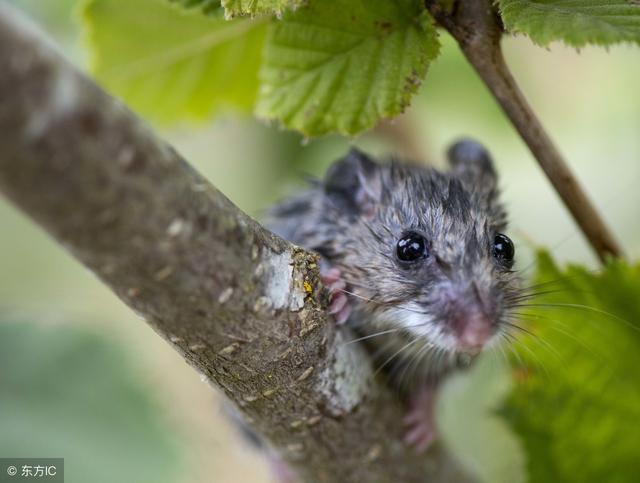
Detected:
[{"left": 268, "top": 138, "right": 520, "bottom": 451}]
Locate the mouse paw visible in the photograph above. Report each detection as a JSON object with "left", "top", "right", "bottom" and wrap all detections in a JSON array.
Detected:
[
  {"left": 321, "top": 267, "right": 352, "bottom": 325},
  {"left": 268, "top": 453, "right": 298, "bottom": 483},
  {"left": 403, "top": 385, "right": 439, "bottom": 453}
]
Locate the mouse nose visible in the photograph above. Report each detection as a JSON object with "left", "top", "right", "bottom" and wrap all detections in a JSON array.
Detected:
[{"left": 452, "top": 312, "right": 493, "bottom": 355}]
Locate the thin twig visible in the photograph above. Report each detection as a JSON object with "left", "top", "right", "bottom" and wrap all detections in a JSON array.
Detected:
[{"left": 425, "top": 0, "right": 624, "bottom": 264}]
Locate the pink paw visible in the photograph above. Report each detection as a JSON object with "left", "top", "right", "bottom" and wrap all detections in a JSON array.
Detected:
[
  {"left": 321, "top": 267, "right": 352, "bottom": 325},
  {"left": 403, "top": 385, "right": 438, "bottom": 453},
  {"left": 268, "top": 454, "right": 298, "bottom": 483}
]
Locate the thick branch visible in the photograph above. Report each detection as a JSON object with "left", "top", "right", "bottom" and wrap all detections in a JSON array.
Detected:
[
  {"left": 425, "top": 0, "right": 624, "bottom": 264},
  {"left": 0, "top": 4, "right": 471, "bottom": 483}
]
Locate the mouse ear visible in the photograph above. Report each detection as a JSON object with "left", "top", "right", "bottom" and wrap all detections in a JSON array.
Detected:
[
  {"left": 447, "top": 138, "right": 497, "bottom": 197},
  {"left": 324, "top": 148, "right": 381, "bottom": 217}
]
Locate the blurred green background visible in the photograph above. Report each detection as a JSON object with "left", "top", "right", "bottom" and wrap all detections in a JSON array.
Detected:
[{"left": 1, "top": 1, "right": 639, "bottom": 482}]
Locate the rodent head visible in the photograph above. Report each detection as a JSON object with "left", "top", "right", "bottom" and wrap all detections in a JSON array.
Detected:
[{"left": 317, "top": 140, "right": 519, "bottom": 356}]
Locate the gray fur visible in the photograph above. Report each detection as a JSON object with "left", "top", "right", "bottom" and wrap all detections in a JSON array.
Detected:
[{"left": 268, "top": 140, "right": 520, "bottom": 390}]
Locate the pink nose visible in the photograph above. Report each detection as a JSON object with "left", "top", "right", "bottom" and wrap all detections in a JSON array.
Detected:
[{"left": 455, "top": 314, "right": 493, "bottom": 354}]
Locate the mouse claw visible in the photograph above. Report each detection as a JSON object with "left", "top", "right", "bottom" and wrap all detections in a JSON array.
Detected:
[
  {"left": 333, "top": 300, "right": 352, "bottom": 325},
  {"left": 321, "top": 267, "right": 352, "bottom": 325},
  {"left": 321, "top": 267, "right": 341, "bottom": 284},
  {"left": 403, "top": 421, "right": 435, "bottom": 453},
  {"left": 403, "top": 384, "right": 439, "bottom": 453},
  {"left": 329, "top": 291, "right": 347, "bottom": 313}
]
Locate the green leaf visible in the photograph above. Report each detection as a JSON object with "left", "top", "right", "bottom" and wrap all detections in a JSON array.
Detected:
[
  {"left": 501, "top": 252, "right": 640, "bottom": 483},
  {"left": 497, "top": 0, "right": 640, "bottom": 47},
  {"left": 255, "top": 0, "right": 440, "bottom": 136},
  {"left": 168, "top": 0, "right": 224, "bottom": 16},
  {"left": 0, "top": 320, "right": 181, "bottom": 483},
  {"left": 222, "top": 0, "right": 304, "bottom": 18},
  {"left": 168, "top": 0, "right": 302, "bottom": 19},
  {"left": 82, "top": 0, "right": 267, "bottom": 123}
]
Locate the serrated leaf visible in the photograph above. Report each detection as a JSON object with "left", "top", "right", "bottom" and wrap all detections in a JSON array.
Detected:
[
  {"left": 222, "top": 0, "right": 304, "bottom": 18},
  {"left": 497, "top": 0, "right": 640, "bottom": 47},
  {"left": 168, "top": 0, "right": 224, "bottom": 16},
  {"left": 0, "top": 320, "right": 181, "bottom": 483},
  {"left": 501, "top": 252, "right": 640, "bottom": 483},
  {"left": 255, "top": 0, "right": 440, "bottom": 136},
  {"left": 82, "top": 0, "right": 267, "bottom": 123}
]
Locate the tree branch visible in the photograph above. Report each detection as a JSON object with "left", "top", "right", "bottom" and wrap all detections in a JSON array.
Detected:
[
  {"left": 0, "top": 4, "right": 471, "bottom": 482},
  {"left": 425, "top": 0, "right": 624, "bottom": 264}
]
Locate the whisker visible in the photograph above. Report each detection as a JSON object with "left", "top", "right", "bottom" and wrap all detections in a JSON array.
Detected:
[
  {"left": 509, "top": 310, "right": 607, "bottom": 363},
  {"left": 505, "top": 320, "right": 564, "bottom": 364},
  {"left": 343, "top": 328, "right": 401, "bottom": 345},
  {"left": 336, "top": 288, "right": 434, "bottom": 317},
  {"left": 496, "top": 340, "right": 511, "bottom": 369},
  {"left": 510, "top": 337, "right": 553, "bottom": 382},
  {"left": 512, "top": 303, "right": 639, "bottom": 333},
  {"left": 374, "top": 337, "right": 424, "bottom": 377},
  {"left": 395, "top": 340, "right": 438, "bottom": 391},
  {"left": 504, "top": 288, "right": 575, "bottom": 302},
  {"left": 505, "top": 335, "right": 526, "bottom": 369},
  {"left": 510, "top": 308, "right": 613, "bottom": 345},
  {"left": 544, "top": 323, "right": 603, "bottom": 361}
]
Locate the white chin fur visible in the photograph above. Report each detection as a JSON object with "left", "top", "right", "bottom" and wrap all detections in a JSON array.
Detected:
[{"left": 380, "top": 302, "right": 459, "bottom": 352}]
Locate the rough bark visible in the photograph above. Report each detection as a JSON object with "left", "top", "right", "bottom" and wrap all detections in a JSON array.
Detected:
[
  {"left": 425, "top": 0, "right": 624, "bottom": 264},
  {"left": 0, "top": 4, "right": 471, "bottom": 482}
]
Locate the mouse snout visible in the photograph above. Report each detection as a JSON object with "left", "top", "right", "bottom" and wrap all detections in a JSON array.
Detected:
[
  {"left": 452, "top": 312, "right": 493, "bottom": 355},
  {"left": 440, "top": 284, "right": 496, "bottom": 354}
]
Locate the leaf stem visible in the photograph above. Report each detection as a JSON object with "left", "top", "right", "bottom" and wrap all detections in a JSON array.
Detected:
[{"left": 424, "top": 0, "right": 624, "bottom": 264}]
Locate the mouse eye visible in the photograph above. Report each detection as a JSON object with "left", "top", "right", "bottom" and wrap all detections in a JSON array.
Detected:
[
  {"left": 397, "top": 232, "right": 428, "bottom": 262},
  {"left": 493, "top": 234, "right": 515, "bottom": 266}
]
